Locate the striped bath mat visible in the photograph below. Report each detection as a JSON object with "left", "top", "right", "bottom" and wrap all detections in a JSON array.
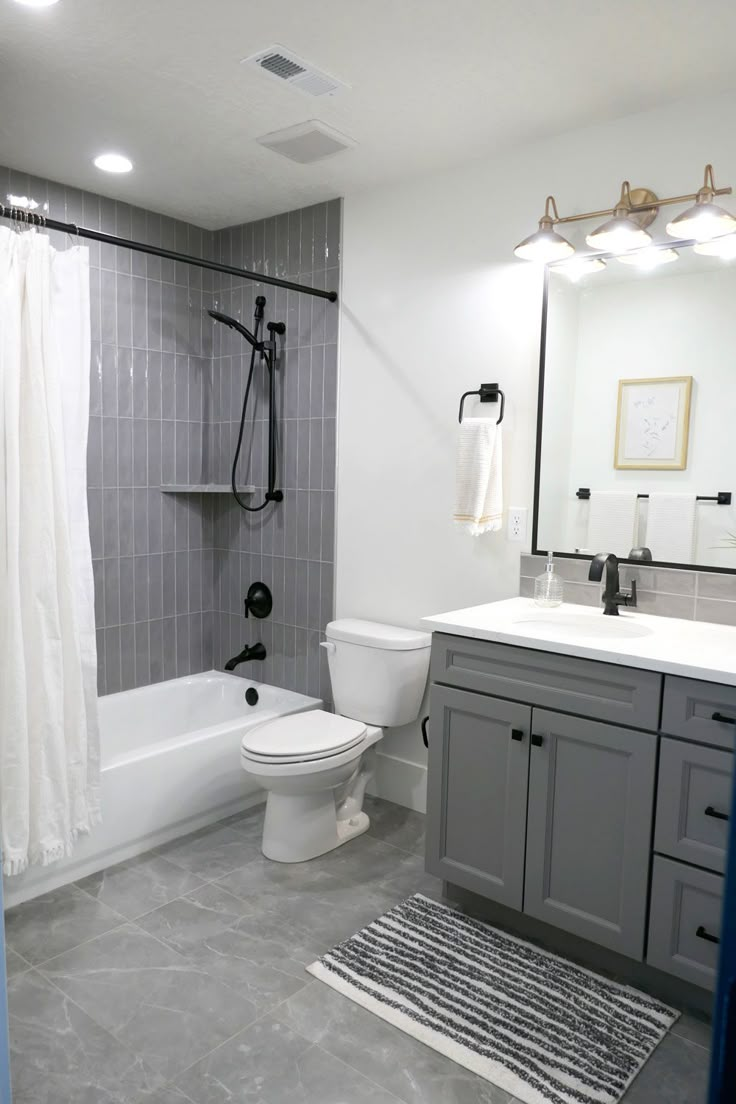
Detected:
[{"left": 307, "top": 894, "right": 678, "bottom": 1104}]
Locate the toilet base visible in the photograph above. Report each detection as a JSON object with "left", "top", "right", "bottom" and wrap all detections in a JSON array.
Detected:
[{"left": 262, "top": 791, "right": 369, "bottom": 863}]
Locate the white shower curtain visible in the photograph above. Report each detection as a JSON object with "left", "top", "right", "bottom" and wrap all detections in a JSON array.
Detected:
[{"left": 0, "top": 227, "right": 100, "bottom": 875}]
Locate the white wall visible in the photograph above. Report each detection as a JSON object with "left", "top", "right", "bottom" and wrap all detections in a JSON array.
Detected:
[{"left": 336, "top": 93, "right": 736, "bottom": 811}]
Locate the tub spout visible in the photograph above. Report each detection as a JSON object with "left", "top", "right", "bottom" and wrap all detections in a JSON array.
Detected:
[{"left": 224, "top": 643, "right": 266, "bottom": 671}]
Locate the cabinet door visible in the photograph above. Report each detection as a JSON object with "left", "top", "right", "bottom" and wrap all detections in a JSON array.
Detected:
[
  {"left": 425, "top": 684, "right": 530, "bottom": 908},
  {"left": 524, "top": 709, "right": 657, "bottom": 959}
]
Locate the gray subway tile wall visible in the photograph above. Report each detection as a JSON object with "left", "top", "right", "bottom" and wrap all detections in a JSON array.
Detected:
[
  {"left": 520, "top": 554, "right": 736, "bottom": 626},
  {"left": 208, "top": 201, "right": 341, "bottom": 704}
]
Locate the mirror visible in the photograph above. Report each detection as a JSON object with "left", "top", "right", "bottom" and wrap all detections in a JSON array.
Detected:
[{"left": 533, "top": 242, "right": 736, "bottom": 571}]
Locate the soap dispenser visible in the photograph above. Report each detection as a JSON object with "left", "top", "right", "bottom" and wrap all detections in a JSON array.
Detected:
[{"left": 534, "top": 553, "right": 564, "bottom": 608}]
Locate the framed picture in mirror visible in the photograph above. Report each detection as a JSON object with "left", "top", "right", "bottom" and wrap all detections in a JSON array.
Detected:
[{"left": 614, "top": 375, "right": 693, "bottom": 471}]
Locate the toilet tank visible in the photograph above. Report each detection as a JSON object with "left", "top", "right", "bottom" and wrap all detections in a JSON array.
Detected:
[{"left": 324, "top": 619, "right": 431, "bottom": 727}]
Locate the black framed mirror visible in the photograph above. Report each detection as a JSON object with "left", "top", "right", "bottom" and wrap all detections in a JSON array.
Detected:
[{"left": 531, "top": 238, "right": 736, "bottom": 574}]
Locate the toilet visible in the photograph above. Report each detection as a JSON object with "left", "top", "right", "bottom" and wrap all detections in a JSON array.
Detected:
[{"left": 240, "top": 619, "right": 431, "bottom": 862}]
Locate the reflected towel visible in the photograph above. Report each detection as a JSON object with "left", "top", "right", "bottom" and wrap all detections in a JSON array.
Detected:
[
  {"left": 454, "top": 418, "right": 503, "bottom": 536},
  {"left": 645, "top": 494, "right": 696, "bottom": 563},
  {"left": 586, "top": 492, "right": 638, "bottom": 556}
]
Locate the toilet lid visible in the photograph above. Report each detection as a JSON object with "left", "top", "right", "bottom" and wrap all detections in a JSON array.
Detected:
[{"left": 241, "top": 710, "right": 366, "bottom": 762}]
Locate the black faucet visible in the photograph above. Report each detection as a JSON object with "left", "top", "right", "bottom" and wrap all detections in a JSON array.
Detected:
[
  {"left": 588, "top": 553, "right": 637, "bottom": 616},
  {"left": 224, "top": 643, "right": 267, "bottom": 671}
]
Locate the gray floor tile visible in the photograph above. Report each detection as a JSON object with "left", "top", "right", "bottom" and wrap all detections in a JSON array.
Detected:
[
  {"left": 137, "top": 883, "right": 308, "bottom": 1011},
  {"left": 134, "top": 1088, "right": 197, "bottom": 1104},
  {"left": 365, "top": 795, "right": 426, "bottom": 856},
  {"left": 621, "top": 1032, "right": 710, "bottom": 1102},
  {"left": 5, "top": 947, "right": 31, "bottom": 979},
  {"left": 175, "top": 1013, "right": 403, "bottom": 1103},
  {"left": 4, "top": 882, "right": 124, "bottom": 965},
  {"left": 76, "top": 852, "right": 205, "bottom": 920},
  {"left": 152, "top": 821, "right": 256, "bottom": 880},
  {"left": 276, "top": 980, "right": 514, "bottom": 1104},
  {"left": 670, "top": 1009, "right": 712, "bottom": 1050},
  {"left": 40, "top": 922, "right": 259, "bottom": 1080},
  {"left": 8, "top": 969, "right": 164, "bottom": 1104}
]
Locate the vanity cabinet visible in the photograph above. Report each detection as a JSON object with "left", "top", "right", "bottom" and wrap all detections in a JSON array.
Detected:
[{"left": 425, "top": 632, "right": 734, "bottom": 988}]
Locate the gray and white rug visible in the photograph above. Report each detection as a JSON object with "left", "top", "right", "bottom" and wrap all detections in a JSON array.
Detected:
[{"left": 308, "top": 894, "right": 678, "bottom": 1104}]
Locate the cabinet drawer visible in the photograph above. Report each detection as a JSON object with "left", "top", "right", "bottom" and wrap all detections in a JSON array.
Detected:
[
  {"left": 655, "top": 738, "right": 733, "bottom": 874},
  {"left": 430, "top": 634, "right": 661, "bottom": 729},
  {"left": 662, "top": 676, "right": 736, "bottom": 750},
  {"left": 647, "top": 857, "right": 723, "bottom": 991}
]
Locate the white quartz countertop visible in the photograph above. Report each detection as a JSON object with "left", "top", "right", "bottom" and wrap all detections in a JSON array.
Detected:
[{"left": 421, "top": 597, "right": 736, "bottom": 686}]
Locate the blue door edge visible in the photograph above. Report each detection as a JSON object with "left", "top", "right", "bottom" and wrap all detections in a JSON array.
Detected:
[{"left": 708, "top": 758, "right": 736, "bottom": 1103}]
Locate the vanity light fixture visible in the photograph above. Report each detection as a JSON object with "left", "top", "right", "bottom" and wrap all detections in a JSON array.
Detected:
[
  {"left": 617, "top": 246, "right": 679, "bottom": 269},
  {"left": 93, "top": 152, "right": 133, "bottom": 174},
  {"left": 693, "top": 234, "right": 736, "bottom": 259},
  {"left": 666, "top": 164, "right": 736, "bottom": 242},
  {"left": 559, "top": 256, "right": 607, "bottom": 282},
  {"left": 514, "top": 164, "right": 734, "bottom": 263},
  {"left": 585, "top": 183, "right": 654, "bottom": 253},
  {"left": 513, "top": 196, "right": 574, "bottom": 262}
]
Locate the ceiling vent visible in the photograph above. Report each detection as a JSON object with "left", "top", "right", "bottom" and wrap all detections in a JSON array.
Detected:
[
  {"left": 256, "top": 120, "right": 356, "bottom": 164},
  {"left": 242, "top": 45, "right": 348, "bottom": 98}
]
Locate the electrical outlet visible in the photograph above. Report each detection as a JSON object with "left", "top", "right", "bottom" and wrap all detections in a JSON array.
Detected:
[{"left": 507, "top": 506, "right": 528, "bottom": 544}]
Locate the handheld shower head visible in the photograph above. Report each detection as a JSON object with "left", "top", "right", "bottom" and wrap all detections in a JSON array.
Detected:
[
  {"left": 207, "top": 309, "right": 260, "bottom": 350},
  {"left": 254, "top": 295, "right": 266, "bottom": 321}
]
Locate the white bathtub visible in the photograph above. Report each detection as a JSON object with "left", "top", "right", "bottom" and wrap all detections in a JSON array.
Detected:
[{"left": 4, "top": 672, "right": 321, "bottom": 907}]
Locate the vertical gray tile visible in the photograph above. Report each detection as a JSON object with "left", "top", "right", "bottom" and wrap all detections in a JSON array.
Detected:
[
  {"left": 149, "top": 618, "right": 164, "bottom": 684},
  {"left": 119, "top": 556, "right": 135, "bottom": 626},
  {"left": 135, "top": 620, "right": 151, "bottom": 687},
  {"left": 120, "top": 623, "right": 136, "bottom": 691},
  {"left": 118, "top": 489, "right": 135, "bottom": 556}
]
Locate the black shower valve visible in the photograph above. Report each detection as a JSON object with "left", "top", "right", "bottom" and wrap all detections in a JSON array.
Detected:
[{"left": 243, "top": 581, "right": 273, "bottom": 620}]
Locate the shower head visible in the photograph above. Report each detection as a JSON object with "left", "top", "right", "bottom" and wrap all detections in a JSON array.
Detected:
[{"left": 207, "top": 309, "right": 260, "bottom": 350}]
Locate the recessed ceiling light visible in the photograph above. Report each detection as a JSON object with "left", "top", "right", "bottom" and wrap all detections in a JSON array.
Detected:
[
  {"left": 14, "top": 0, "right": 60, "bottom": 7},
  {"left": 93, "top": 152, "right": 133, "bottom": 174}
]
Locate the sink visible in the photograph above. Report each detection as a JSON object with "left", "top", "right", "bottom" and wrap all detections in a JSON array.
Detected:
[{"left": 512, "top": 611, "right": 653, "bottom": 641}]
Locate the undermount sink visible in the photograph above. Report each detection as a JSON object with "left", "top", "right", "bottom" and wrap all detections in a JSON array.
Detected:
[{"left": 512, "top": 611, "right": 653, "bottom": 641}]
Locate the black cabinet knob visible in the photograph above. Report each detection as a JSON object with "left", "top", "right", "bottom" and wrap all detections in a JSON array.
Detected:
[
  {"left": 511, "top": 729, "right": 524, "bottom": 742},
  {"left": 421, "top": 716, "right": 429, "bottom": 748},
  {"left": 704, "top": 805, "right": 729, "bottom": 822},
  {"left": 531, "top": 733, "right": 544, "bottom": 747},
  {"left": 696, "top": 925, "right": 720, "bottom": 945}
]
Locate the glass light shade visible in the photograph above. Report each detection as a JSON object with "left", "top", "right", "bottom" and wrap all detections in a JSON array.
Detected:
[
  {"left": 617, "top": 247, "right": 679, "bottom": 269},
  {"left": 666, "top": 201, "right": 736, "bottom": 242},
  {"left": 514, "top": 225, "right": 574, "bottom": 263},
  {"left": 558, "top": 256, "right": 606, "bottom": 282},
  {"left": 694, "top": 234, "right": 736, "bottom": 259},
  {"left": 93, "top": 152, "right": 133, "bottom": 174},
  {"left": 585, "top": 215, "right": 652, "bottom": 254}
]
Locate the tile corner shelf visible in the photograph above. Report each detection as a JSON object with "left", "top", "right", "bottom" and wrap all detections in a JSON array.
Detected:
[{"left": 160, "top": 484, "right": 256, "bottom": 494}]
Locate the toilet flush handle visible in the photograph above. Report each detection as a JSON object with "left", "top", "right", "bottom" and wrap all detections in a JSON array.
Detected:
[{"left": 319, "top": 641, "right": 336, "bottom": 655}]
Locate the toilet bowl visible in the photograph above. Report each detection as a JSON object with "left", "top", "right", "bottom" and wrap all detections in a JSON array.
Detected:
[{"left": 241, "top": 619, "right": 431, "bottom": 863}]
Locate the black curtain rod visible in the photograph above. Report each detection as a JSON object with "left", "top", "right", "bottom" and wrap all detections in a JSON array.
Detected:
[{"left": 0, "top": 203, "right": 338, "bottom": 303}]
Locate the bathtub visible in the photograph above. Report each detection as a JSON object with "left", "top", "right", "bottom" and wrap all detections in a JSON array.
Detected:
[{"left": 4, "top": 672, "right": 321, "bottom": 908}]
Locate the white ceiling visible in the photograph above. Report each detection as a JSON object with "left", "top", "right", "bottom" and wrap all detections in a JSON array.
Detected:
[{"left": 2, "top": 0, "right": 736, "bottom": 229}]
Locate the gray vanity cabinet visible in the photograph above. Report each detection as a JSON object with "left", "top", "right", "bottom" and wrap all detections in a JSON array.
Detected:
[
  {"left": 425, "top": 684, "right": 529, "bottom": 909},
  {"left": 524, "top": 710, "right": 657, "bottom": 958}
]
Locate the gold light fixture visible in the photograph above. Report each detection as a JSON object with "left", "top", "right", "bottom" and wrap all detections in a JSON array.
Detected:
[
  {"left": 585, "top": 183, "right": 655, "bottom": 253},
  {"left": 694, "top": 234, "right": 736, "bottom": 259},
  {"left": 617, "top": 246, "right": 679, "bottom": 269},
  {"left": 514, "top": 164, "right": 734, "bottom": 263},
  {"left": 559, "top": 256, "right": 607, "bottom": 282},
  {"left": 666, "top": 165, "right": 736, "bottom": 242},
  {"left": 513, "top": 196, "right": 574, "bottom": 262}
]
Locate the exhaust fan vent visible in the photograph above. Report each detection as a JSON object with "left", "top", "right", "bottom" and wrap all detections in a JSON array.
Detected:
[
  {"left": 256, "top": 121, "right": 356, "bottom": 164},
  {"left": 243, "top": 45, "right": 348, "bottom": 98}
]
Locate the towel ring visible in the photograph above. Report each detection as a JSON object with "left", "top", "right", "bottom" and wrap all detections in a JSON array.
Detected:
[{"left": 458, "top": 383, "right": 505, "bottom": 425}]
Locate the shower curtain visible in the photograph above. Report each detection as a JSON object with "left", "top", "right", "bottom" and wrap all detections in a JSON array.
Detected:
[{"left": 0, "top": 226, "right": 100, "bottom": 876}]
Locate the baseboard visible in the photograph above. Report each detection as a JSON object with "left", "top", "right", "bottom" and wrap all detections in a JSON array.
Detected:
[{"left": 367, "top": 752, "right": 427, "bottom": 813}]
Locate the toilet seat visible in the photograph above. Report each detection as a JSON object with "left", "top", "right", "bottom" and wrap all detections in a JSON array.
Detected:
[{"left": 241, "top": 709, "right": 366, "bottom": 765}]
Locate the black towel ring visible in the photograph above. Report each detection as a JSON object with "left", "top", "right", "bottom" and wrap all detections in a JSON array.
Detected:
[{"left": 458, "top": 383, "right": 505, "bottom": 425}]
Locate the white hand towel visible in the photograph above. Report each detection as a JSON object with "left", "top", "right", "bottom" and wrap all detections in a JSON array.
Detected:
[
  {"left": 645, "top": 493, "right": 696, "bottom": 563},
  {"left": 454, "top": 418, "right": 503, "bottom": 535},
  {"left": 586, "top": 492, "right": 638, "bottom": 556}
]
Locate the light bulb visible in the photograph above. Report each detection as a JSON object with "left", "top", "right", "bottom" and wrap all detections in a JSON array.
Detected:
[
  {"left": 617, "top": 247, "right": 679, "bottom": 269},
  {"left": 586, "top": 216, "right": 652, "bottom": 254},
  {"left": 666, "top": 201, "right": 736, "bottom": 242},
  {"left": 558, "top": 257, "right": 606, "bottom": 282}
]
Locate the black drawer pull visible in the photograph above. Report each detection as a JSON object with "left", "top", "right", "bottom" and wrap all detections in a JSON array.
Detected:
[
  {"left": 511, "top": 728, "right": 524, "bottom": 742},
  {"left": 712, "top": 712, "right": 736, "bottom": 725},
  {"left": 531, "top": 733, "right": 544, "bottom": 747},
  {"left": 421, "top": 715, "right": 429, "bottom": 748},
  {"left": 696, "top": 925, "right": 720, "bottom": 945},
  {"left": 704, "top": 805, "right": 729, "bottom": 822}
]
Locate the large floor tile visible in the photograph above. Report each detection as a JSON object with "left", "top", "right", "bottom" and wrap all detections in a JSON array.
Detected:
[
  {"left": 40, "top": 922, "right": 259, "bottom": 1080},
  {"left": 621, "top": 1032, "right": 710, "bottom": 1102},
  {"left": 8, "top": 969, "right": 163, "bottom": 1104},
  {"left": 669, "top": 1009, "right": 712, "bottom": 1050},
  {"left": 5, "top": 948, "right": 31, "bottom": 979},
  {"left": 365, "top": 795, "right": 426, "bottom": 856},
  {"left": 175, "top": 1013, "right": 403, "bottom": 1104},
  {"left": 275, "top": 979, "right": 514, "bottom": 1104},
  {"left": 152, "top": 821, "right": 256, "bottom": 880},
  {"left": 137, "top": 882, "right": 307, "bottom": 1010},
  {"left": 4, "top": 882, "right": 124, "bottom": 965},
  {"left": 76, "top": 852, "right": 205, "bottom": 920},
  {"left": 134, "top": 1088, "right": 197, "bottom": 1104}
]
